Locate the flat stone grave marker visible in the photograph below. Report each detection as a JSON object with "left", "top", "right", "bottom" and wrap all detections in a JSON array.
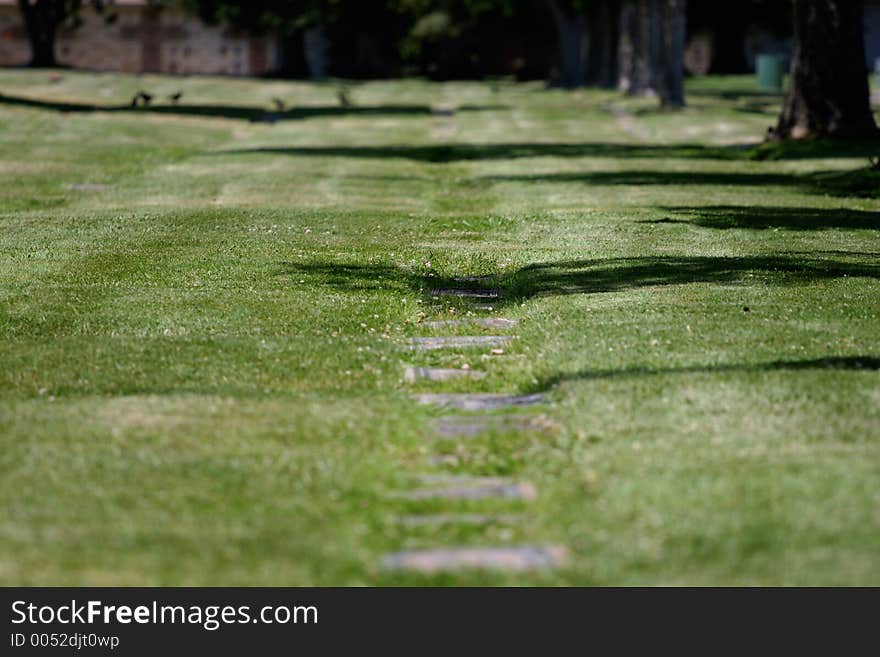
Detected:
[
  {"left": 431, "top": 413, "right": 541, "bottom": 438},
  {"left": 397, "top": 475, "right": 537, "bottom": 501},
  {"left": 68, "top": 183, "right": 110, "bottom": 191},
  {"left": 423, "top": 318, "right": 518, "bottom": 330},
  {"left": 413, "top": 392, "right": 544, "bottom": 411},
  {"left": 396, "top": 513, "right": 524, "bottom": 528},
  {"left": 424, "top": 454, "right": 461, "bottom": 466},
  {"left": 382, "top": 545, "right": 568, "bottom": 573},
  {"left": 406, "top": 335, "right": 510, "bottom": 351},
  {"left": 430, "top": 288, "right": 500, "bottom": 299},
  {"left": 404, "top": 366, "right": 486, "bottom": 383},
  {"left": 432, "top": 123, "right": 458, "bottom": 138}
]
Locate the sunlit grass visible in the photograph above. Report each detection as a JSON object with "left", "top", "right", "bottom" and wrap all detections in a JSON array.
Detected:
[{"left": 0, "top": 71, "right": 878, "bottom": 584}]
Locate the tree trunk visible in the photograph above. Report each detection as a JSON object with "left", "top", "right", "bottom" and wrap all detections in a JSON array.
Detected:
[
  {"left": 627, "top": 0, "right": 660, "bottom": 96},
  {"left": 549, "top": 0, "right": 587, "bottom": 88},
  {"left": 617, "top": 0, "right": 637, "bottom": 91},
  {"left": 18, "top": 0, "right": 64, "bottom": 67},
  {"left": 658, "top": 0, "right": 685, "bottom": 107},
  {"left": 775, "top": 0, "right": 878, "bottom": 139},
  {"left": 587, "top": 0, "right": 620, "bottom": 88},
  {"left": 303, "top": 25, "right": 330, "bottom": 79},
  {"left": 28, "top": 27, "right": 56, "bottom": 68}
]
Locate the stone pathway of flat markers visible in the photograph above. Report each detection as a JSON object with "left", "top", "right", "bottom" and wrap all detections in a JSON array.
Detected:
[{"left": 382, "top": 280, "right": 567, "bottom": 575}]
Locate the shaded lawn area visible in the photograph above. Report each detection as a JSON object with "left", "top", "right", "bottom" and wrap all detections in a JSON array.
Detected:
[
  {"left": 211, "top": 138, "right": 880, "bottom": 164},
  {"left": 0, "top": 90, "right": 505, "bottom": 121},
  {"left": 0, "top": 71, "right": 878, "bottom": 585}
]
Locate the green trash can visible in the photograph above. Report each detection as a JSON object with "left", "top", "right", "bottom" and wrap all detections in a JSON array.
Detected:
[{"left": 756, "top": 54, "right": 784, "bottom": 91}]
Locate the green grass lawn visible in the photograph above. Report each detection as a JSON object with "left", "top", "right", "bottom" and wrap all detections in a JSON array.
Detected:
[{"left": 1, "top": 70, "right": 879, "bottom": 585}]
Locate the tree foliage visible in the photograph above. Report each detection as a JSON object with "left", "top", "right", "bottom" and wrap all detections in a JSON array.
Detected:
[{"left": 181, "top": 0, "right": 343, "bottom": 35}]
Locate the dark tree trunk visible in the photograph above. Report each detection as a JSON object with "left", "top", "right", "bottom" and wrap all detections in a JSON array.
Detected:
[
  {"left": 776, "top": 0, "right": 878, "bottom": 139},
  {"left": 617, "top": 0, "right": 637, "bottom": 91},
  {"left": 658, "top": 0, "right": 685, "bottom": 107},
  {"left": 586, "top": 0, "right": 621, "bottom": 88},
  {"left": 626, "top": 0, "right": 661, "bottom": 96},
  {"left": 17, "top": 0, "right": 76, "bottom": 68},
  {"left": 303, "top": 25, "right": 330, "bottom": 79},
  {"left": 28, "top": 28, "right": 56, "bottom": 68},
  {"left": 549, "top": 0, "right": 587, "bottom": 88}
]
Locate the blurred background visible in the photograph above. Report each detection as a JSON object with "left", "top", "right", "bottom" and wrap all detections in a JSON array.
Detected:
[{"left": 1, "top": 1, "right": 878, "bottom": 86}]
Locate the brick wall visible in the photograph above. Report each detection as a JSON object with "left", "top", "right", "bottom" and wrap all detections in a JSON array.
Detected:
[
  {"left": 0, "top": 7, "right": 29, "bottom": 66},
  {"left": 0, "top": 5, "right": 278, "bottom": 75}
]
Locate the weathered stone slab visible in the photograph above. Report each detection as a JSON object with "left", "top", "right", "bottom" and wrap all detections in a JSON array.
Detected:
[
  {"left": 415, "top": 474, "right": 491, "bottom": 485},
  {"left": 423, "top": 454, "right": 460, "bottom": 466},
  {"left": 432, "top": 123, "right": 458, "bottom": 139},
  {"left": 430, "top": 288, "right": 500, "bottom": 299},
  {"left": 397, "top": 513, "right": 523, "bottom": 528},
  {"left": 68, "top": 183, "right": 110, "bottom": 191},
  {"left": 382, "top": 545, "right": 568, "bottom": 573},
  {"left": 399, "top": 483, "right": 536, "bottom": 501},
  {"left": 407, "top": 335, "right": 510, "bottom": 351},
  {"left": 423, "top": 318, "right": 518, "bottom": 330},
  {"left": 413, "top": 392, "right": 544, "bottom": 411},
  {"left": 399, "top": 476, "right": 537, "bottom": 501},
  {"left": 404, "top": 366, "right": 485, "bottom": 383},
  {"left": 432, "top": 414, "right": 538, "bottom": 438}
]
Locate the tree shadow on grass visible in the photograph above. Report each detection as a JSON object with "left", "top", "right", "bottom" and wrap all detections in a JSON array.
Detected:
[
  {"left": 479, "top": 166, "right": 880, "bottom": 199},
  {"left": 4, "top": 90, "right": 879, "bottom": 162},
  {"left": 481, "top": 170, "right": 797, "bottom": 186},
  {"left": 528, "top": 356, "right": 880, "bottom": 393},
  {"left": 686, "top": 88, "right": 784, "bottom": 101},
  {"left": 279, "top": 255, "right": 880, "bottom": 307},
  {"left": 750, "top": 138, "right": 880, "bottom": 161},
  {"left": 652, "top": 206, "right": 880, "bottom": 231},
  {"left": 0, "top": 92, "right": 503, "bottom": 121},
  {"left": 218, "top": 138, "right": 880, "bottom": 162},
  {"left": 502, "top": 256, "right": 880, "bottom": 300},
  {"left": 792, "top": 250, "right": 880, "bottom": 258},
  {"left": 221, "top": 142, "right": 742, "bottom": 162}
]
